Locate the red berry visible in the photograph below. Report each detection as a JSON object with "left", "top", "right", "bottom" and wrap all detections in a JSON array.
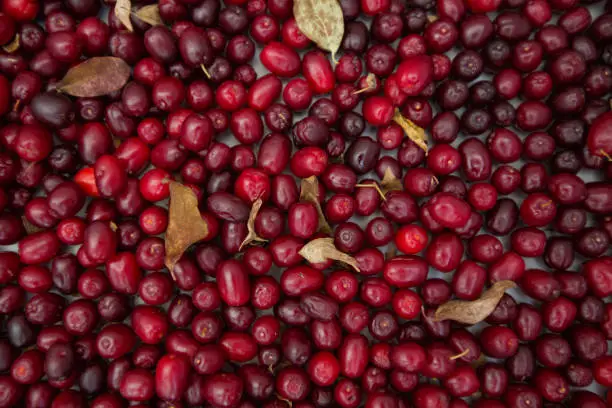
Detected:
[{"left": 395, "top": 224, "right": 429, "bottom": 254}]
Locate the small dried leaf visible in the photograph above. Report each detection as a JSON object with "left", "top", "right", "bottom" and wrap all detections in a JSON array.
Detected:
[
  {"left": 434, "top": 281, "right": 517, "bottom": 325},
  {"left": 21, "top": 217, "right": 42, "bottom": 235},
  {"left": 165, "top": 182, "right": 209, "bottom": 277},
  {"left": 299, "top": 238, "right": 360, "bottom": 272},
  {"left": 300, "top": 177, "right": 331, "bottom": 234},
  {"left": 239, "top": 198, "right": 267, "bottom": 251},
  {"left": 133, "top": 4, "right": 163, "bottom": 26},
  {"left": 2, "top": 34, "right": 20, "bottom": 53},
  {"left": 385, "top": 245, "right": 396, "bottom": 260},
  {"left": 293, "top": 0, "right": 344, "bottom": 62},
  {"left": 393, "top": 109, "right": 428, "bottom": 154},
  {"left": 57, "top": 57, "right": 131, "bottom": 97},
  {"left": 380, "top": 168, "right": 403, "bottom": 194},
  {"left": 471, "top": 353, "right": 487, "bottom": 369},
  {"left": 115, "top": 0, "right": 133, "bottom": 31}
]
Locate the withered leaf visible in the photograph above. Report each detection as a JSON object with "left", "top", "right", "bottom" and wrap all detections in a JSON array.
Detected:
[
  {"left": 380, "top": 168, "right": 403, "bottom": 194},
  {"left": 393, "top": 109, "right": 428, "bottom": 154},
  {"left": 385, "top": 245, "right": 397, "bottom": 260},
  {"left": 299, "top": 238, "right": 360, "bottom": 272},
  {"left": 56, "top": 57, "right": 131, "bottom": 97},
  {"left": 115, "top": 0, "right": 133, "bottom": 31},
  {"left": 2, "top": 34, "right": 20, "bottom": 53},
  {"left": 300, "top": 177, "right": 331, "bottom": 234},
  {"left": 434, "top": 281, "right": 517, "bottom": 325},
  {"left": 133, "top": 4, "right": 163, "bottom": 26},
  {"left": 293, "top": 0, "right": 344, "bottom": 63},
  {"left": 21, "top": 216, "right": 42, "bottom": 235},
  {"left": 239, "top": 198, "right": 267, "bottom": 251},
  {"left": 165, "top": 182, "right": 209, "bottom": 277}
]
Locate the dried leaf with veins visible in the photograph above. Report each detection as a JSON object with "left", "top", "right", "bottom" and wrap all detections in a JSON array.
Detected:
[
  {"left": 299, "top": 238, "right": 360, "bottom": 272},
  {"left": 2, "top": 34, "right": 20, "bottom": 53},
  {"left": 165, "top": 182, "right": 209, "bottom": 278},
  {"left": 239, "top": 198, "right": 267, "bottom": 251},
  {"left": 393, "top": 109, "right": 428, "bottom": 154},
  {"left": 115, "top": 0, "right": 133, "bottom": 31},
  {"left": 293, "top": 0, "right": 344, "bottom": 63},
  {"left": 133, "top": 4, "right": 163, "bottom": 26},
  {"left": 434, "top": 280, "right": 517, "bottom": 325},
  {"left": 56, "top": 57, "right": 131, "bottom": 97},
  {"left": 300, "top": 177, "right": 332, "bottom": 234},
  {"left": 380, "top": 168, "right": 403, "bottom": 194}
]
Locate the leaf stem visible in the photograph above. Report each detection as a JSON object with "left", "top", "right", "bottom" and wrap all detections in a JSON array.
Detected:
[
  {"left": 355, "top": 183, "right": 387, "bottom": 201},
  {"left": 201, "top": 64, "right": 211, "bottom": 79},
  {"left": 449, "top": 348, "right": 470, "bottom": 360}
]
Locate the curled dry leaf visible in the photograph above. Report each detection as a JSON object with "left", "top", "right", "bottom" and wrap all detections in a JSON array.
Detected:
[
  {"left": 2, "top": 34, "right": 20, "bottom": 53},
  {"left": 293, "top": 0, "right": 344, "bottom": 63},
  {"left": 133, "top": 4, "right": 163, "bottom": 26},
  {"left": 239, "top": 198, "right": 267, "bottom": 251},
  {"left": 300, "top": 176, "right": 332, "bottom": 234},
  {"left": 115, "top": 0, "right": 133, "bottom": 31},
  {"left": 56, "top": 57, "right": 131, "bottom": 97},
  {"left": 21, "top": 216, "right": 42, "bottom": 235},
  {"left": 165, "top": 182, "right": 209, "bottom": 278},
  {"left": 393, "top": 109, "right": 428, "bottom": 154},
  {"left": 434, "top": 280, "right": 517, "bottom": 325},
  {"left": 380, "top": 168, "right": 403, "bottom": 194},
  {"left": 299, "top": 238, "right": 360, "bottom": 272}
]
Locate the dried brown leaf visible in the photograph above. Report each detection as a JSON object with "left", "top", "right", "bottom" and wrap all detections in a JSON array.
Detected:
[
  {"left": 21, "top": 216, "right": 42, "bottom": 235},
  {"left": 115, "top": 0, "right": 133, "bottom": 31},
  {"left": 57, "top": 57, "right": 131, "bottom": 97},
  {"left": 300, "top": 176, "right": 332, "bottom": 234},
  {"left": 133, "top": 4, "right": 163, "bottom": 26},
  {"left": 434, "top": 281, "right": 517, "bottom": 325},
  {"left": 393, "top": 109, "right": 428, "bottom": 154},
  {"left": 380, "top": 168, "right": 403, "bottom": 194},
  {"left": 385, "top": 245, "right": 396, "bottom": 260},
  {"left": 2, "top": 34, "right": 20, "bottom": 53},
  {"left": 239, "top": 198, "right": 267, "bottom": 251},
  {"left": 293, "top": 0, "right": 344, "bottom": 63},
  {"left": 299, "top": 238, "right": 360, "bottom": 272},
  {"left": 165, "top": 182, "right": 209, "bottom": 277}
]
